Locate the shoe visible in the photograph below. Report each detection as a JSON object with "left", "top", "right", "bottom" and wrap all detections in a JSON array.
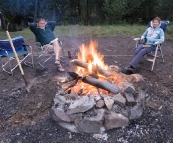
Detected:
[
  {"left": 122, "top": 65, "right": 135, "bottom": 74},
  {"left": 55, "top": 60, "right": 65, "bottom": 72}
]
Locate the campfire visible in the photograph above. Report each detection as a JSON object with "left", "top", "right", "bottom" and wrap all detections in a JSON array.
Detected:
[{"left": 50, "top": 40, "right": 148, "bottom": 133}]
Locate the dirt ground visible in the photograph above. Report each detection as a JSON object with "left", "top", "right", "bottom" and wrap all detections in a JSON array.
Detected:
[{"left": 0, "top": 36, "right": 173, "bottom": 143}]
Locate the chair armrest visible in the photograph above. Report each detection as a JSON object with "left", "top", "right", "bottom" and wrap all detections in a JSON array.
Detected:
[
  {"left": 23, "top": 44, "right": 30, "bottom": 47},
  {"left": 23, "top": 44, "right": 32, "bottom": 49},
  {"left": 58, "top": 40, "right": 62, "bottom": 45},
  {"left": 36, "top": 43, "right": 42, "bottom": 47},
  {"left": 133, "top": 38, "right": 141, "bottom": 41},
  {"left": 154, "top": 41, "right": 162, "bottom": 45},
  {"left": 22, "top": 44, "right": 33, "bottom": 54}
]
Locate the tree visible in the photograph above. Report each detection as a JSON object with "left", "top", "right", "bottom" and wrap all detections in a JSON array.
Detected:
[
  {"left": 34, "top": 0, "right": 38, "bottom": 21},
  {"left": 0, "top": 0, "right": 35, "bottom": 31},
  {"left": 0, "top": 0, "right": 173, "bottom": 29}
]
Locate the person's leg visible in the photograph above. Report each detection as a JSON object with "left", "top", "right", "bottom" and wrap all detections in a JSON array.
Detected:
[
  {"left": 125, "top": 44, "right": 143, "bottom": 69},
  {"left": 52, "top": 40, "right": 61, "bottom": 60},
  {"left": 130, "top": 46, "right": 155, "bottom": 68},
  {"left": 132, "top": 44, "right": 144, "bottom": 60},
  {"left": 43, "top": 44, "right": 54, "bottom": 53},
  {"left": 52, "top": 39, "right": 65, "bottom": 71}
]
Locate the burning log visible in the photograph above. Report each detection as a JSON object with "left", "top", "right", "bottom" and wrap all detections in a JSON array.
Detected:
[
  {"left": 60, "top": 72, "right": 80, "bottom": 83},
  {"left": 61, "top": 79, "right": 78, "bottom": 90},
  {"left": 82, "top": 77, "right": 119, "bottom": 94},
  {"left": 71, "top": 59, "right": 113, "bottom": 77}
]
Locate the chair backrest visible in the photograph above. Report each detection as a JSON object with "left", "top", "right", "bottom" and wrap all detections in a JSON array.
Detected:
[
  {"left": 148, "top": 20, "right": 169, "bottom": 33},
  {"left": 0, "top": 36, "right": 27, "bottom": 55}
]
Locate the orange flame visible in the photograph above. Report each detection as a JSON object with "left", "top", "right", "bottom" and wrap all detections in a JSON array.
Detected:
[
  {"left": 76, "top": 40, "right": 108, "bottom": 74},
  {"left": 70, "top": 40, "right": 122, "bottom": 95}
]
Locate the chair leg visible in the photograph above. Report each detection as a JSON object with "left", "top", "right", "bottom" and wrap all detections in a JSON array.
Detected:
[
  {"left": 36, "top": 45, "right": 46, "bottom": 68},
  {"left": 1, "top": 57, "right": 14, "bottom": 75},
  {"left": 37, "top": 51, "right": 55, "bottom": 68},
  {"left": 159, "top": 46, "right": 164, "bottom": 62},
  {"left": 151, "top": 46, "right": 159, "bottom": 71}
]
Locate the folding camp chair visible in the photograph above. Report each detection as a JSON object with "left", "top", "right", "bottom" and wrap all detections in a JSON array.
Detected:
[
  {"left": 35, "top": 38, "right": 65, "bottom": 68},
  {"left": 133, "top": 20, "right": 169, "bottom": 71},
  {"left": 0, "top": 36, "right": 34, "bottom": 75}
]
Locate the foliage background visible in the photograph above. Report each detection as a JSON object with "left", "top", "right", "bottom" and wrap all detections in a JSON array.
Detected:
[{"left": 0, "top": 0, "right": 172, "bottom": 28}]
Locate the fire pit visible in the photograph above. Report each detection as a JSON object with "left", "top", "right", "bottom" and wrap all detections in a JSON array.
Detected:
[{"left": 49, "top": 40, "right": 148, "bottom": 133}]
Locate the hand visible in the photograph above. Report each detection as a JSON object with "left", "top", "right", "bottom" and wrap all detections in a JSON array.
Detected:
[
  {"left": 142, "top": 45, "right": 151, "bottom": 48},
  {"left": 141, "top": 39, "right": 145, "bottom": 43},
  {"left": 139, "top": 38, "right": 146, "bottom": 44}
]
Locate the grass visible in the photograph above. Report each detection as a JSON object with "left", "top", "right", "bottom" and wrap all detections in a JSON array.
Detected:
[
  {"left": 0, "top": 28, "right": 34, "bottom": 40},
  {"left": 54, "top": 24, "right": 147, "bottom": 38},
  {"left": 0, "top": 24, "right": 173, "bottom": 40}
]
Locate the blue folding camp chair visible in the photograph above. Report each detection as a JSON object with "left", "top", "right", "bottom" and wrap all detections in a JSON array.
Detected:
[
  {"left": 134, "top": 20, "right": 169, "bottom": 71},
  {"left": 0, "top": 36, "right": 34, "bottom": 75}
]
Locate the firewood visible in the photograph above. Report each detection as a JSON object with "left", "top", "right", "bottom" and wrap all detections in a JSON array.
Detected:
[
  {"left": 60, "top": 72, "right": 81, "bottom": 83},
  {"left": 60, "top": 76, "right": 77, "bottom": 83},
  {"left": 71, "top": 59, "right": 113, "bottom": 77},
  {"left": 82, "top": 77, "right": 119, "bottom": 94},
  {"left": 61, "top": 79, "right": 78, "bottom": 90}
]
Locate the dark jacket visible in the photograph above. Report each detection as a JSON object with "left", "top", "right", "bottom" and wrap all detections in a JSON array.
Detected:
[{"left": 29, "top": 21, "right": 56, "bottom": 46}]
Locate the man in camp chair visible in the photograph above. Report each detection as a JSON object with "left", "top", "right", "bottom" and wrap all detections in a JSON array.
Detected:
[
  {"left": 123, "top": 17, "right": 164, "bottom": 74},
  {"left": 29, "top": 18, "right": 65, "bottom": 71}
]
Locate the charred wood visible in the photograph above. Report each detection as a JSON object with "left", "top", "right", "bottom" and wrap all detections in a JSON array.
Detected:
[
  {"left": 60, "top": 72, "right": 81, "bottom": 83},
  {"left": 82, "top": 77, "right": 119, "bottom": 94},
  {"left": 71, "top": 59, "right": 113, "bottom": 77},
  {"left": 61, "top": 79, "right": 78, "bottom": 90}
]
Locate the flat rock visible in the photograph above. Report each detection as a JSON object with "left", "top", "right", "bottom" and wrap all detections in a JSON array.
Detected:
[
  {"left": 112, "top": 93, "right": 126, "bottom": 107},
  {"left": 66, "top": 96, "right": 96, "bottom": 115},
  {"left": 74, "top": 109, "right": 105, "bottom": 133},
  {"left": 58, "top": 122, "right": 79, "bottom": 133},
  {"left": 96, "top": 99, "right": 105, "bottom": 108},
  {"left": 104, "top": 111, "right": 129, "bottom": 130},
  {"left": 129, "top": 103, "right": 143, "bottom": 120},
  {"left": 49, "top": 107, "right": 71, "bottom": 122},
  {"left": 104, "top": 97, "right": 114, "bottom": 110}
]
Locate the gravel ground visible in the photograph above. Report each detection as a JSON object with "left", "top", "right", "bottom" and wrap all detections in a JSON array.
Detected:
[{"left": 0, "top": 36, "right": 173, "bottom": 143}]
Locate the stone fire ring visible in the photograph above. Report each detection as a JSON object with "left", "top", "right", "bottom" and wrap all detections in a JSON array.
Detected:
[{"left": 49, "top": 66, "right": 148, "bottom": 134}]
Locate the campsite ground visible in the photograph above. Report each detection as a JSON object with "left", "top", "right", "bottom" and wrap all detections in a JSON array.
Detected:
[{"left": 0, "top": 36, "right": 173, "bottom": 143}]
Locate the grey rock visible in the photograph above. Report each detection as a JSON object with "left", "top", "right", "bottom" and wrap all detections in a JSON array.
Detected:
[
  {"left": 129, "top": 103, "right": 143, "bottom": 120},
  {"left": 104, "top": 97, "right": 114, "bottom": 110},
  {"left": 96, "top": 100, "right": 105, "bottom": 108},
  {"left": 58, "top": 122, "right": 79, "bottom": 133},
  {"left": 50, "top": 107, "right": 70, "bottom": 122},
  {"left": 124, "top": 86, "right": 135, "bottom": 94},
  {"left": 104, "top": 111, "right": 129, "bottom": 130},
  {"left": 74, "top": 109, "right": 105, "bottom": 133},
  {"left": 124, "top": 93, "right": 137, "bottom": 106},
  {"left": 69, "top": 113, "right": 83, "bottom": 122},
  {"left": 66, "top": 96, "right": 96, "bottom": 115},
  {"left": 112, "top": 93, "right": 126, "bottom": 107},
  {"left": 94, "top": 96, "right": 102, "bottom": 101}
]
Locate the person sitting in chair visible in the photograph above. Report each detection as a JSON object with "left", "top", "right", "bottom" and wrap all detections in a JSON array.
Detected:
[
  {"left": 29, "top": 18, "right": 65, "bottom": 71},
  {"left": 123, "top": 17, "right": 164, "bottom": 74}
]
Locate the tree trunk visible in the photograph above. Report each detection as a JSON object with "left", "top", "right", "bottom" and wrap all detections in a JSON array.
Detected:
[{"left": 34, "top": 0, "right": 38, "bottom": 21}]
